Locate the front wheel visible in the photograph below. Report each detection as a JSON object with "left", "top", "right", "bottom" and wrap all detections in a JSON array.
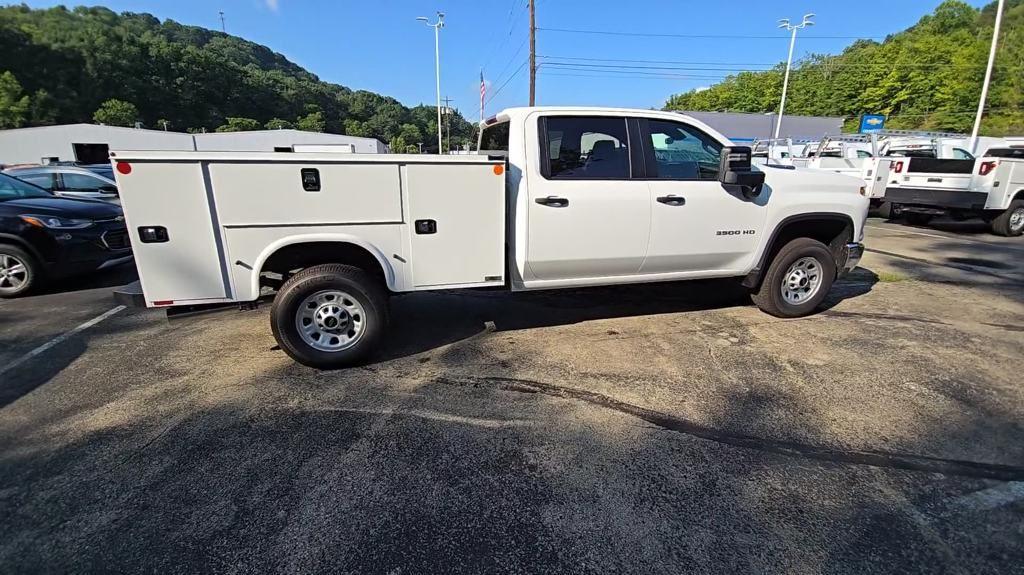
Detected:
[
  {"left": 990, "top": 200, "right": 1024, "bottom": 237},
  {"left": 0, "top": 245, "right": 41, "bottom": 298},
  {"left": 751, "top": 238, "right": 836, "bottom": 318},
  {"left": 270, "top": 264, "right": 389, "bottom": 369}
]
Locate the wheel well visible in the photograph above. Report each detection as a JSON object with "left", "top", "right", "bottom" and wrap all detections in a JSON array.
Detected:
[
  {"left": 743, "top": 215, "right": 853, "bottom": 289},
  {"left": 1013, "top": 189, "right": 1024, "bottom": 202},
  {"left": 259, "top": 242, "right": 387, "bottom": 287}
]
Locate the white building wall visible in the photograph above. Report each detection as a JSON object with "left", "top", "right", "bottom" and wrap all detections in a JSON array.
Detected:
[
  {"left": 192, "top": 130, "right": 387, "bottom": 153},
  {"left": 0, "top": 125, "right": 387, "bottom": 166},
  {"left": 0, "top": 124, "right": 195, "bottom": 165}
]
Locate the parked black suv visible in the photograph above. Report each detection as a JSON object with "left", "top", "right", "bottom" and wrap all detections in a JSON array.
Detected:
[{"left": 0, "top": 173, "right": 132, "bottom": 297}]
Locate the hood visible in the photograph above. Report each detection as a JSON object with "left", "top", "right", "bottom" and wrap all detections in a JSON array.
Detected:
[{"left": 1, "top": 196, "right": 124, "bottom": 219}]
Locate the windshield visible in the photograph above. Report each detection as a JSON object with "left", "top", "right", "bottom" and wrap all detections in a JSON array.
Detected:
[{"left": 0, "top": 173, "right": 54, "bottom": 201}]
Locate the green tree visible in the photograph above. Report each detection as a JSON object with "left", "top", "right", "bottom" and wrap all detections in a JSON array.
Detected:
[
  {"left": 0, "top": 71, "right": 30, "bottom": 129},
  {"left": 215, "top": 117, "right": 261, "bottom": 132},
  {"left": 265, "top": 117, "right": 293, "bottom": 130},
  {"left": 295, "top": 111, "right": 325, "bottom": 132},
  {"left": 343, "top": 118, "right": 371, "bottom": 137},
  {"left": 93, "top": 99, "right": 140, "bottom": 127},
  {"left": 28, "top": 89, "right": 57, "bottom": 126}
]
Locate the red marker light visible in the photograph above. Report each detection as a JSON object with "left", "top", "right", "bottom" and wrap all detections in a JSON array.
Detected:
[
  {"left": 893, "top": 161, "right": 904, "bottom": 173},
  {"left": 978, "top": 161, "right": 997, "bottom": 176},
  {"left": 116, "top": 162, "right": 132, "bottom": 175}
]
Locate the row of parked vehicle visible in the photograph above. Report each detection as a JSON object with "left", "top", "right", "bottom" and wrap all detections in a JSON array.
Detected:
[
  {"left": 0, "top": 166, "right": 130, "bottom": 298},
  {"left": 752, "top": 130, "right": 1024, "bottom": 237}
]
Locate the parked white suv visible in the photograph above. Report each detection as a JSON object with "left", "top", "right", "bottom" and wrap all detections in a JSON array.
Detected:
[{"left": 111, "top": 107, "right": 869, "bottom": 368}]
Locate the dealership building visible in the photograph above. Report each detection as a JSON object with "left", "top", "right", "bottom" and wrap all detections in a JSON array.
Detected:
[{"left": 0, "top": 124, "right": 388, "bottom": 166}]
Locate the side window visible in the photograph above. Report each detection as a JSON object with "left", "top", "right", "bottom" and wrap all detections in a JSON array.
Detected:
[
  {"left": 17, "top": 173, "right": 56, "bottom": 190},
  {"left": 645, "top": 119, "right": 723, "bottom": 180},
  {"left": 542, "top": 116, "right": 630, "bottom": 179},
  {"left": 856, "top": 150, "right": 873, "bottom": 158},
  {"left": 952, "top": 148, "right": 974, "bottom": 160},
  {"left": 60, "top": 172, "right": 109, "bottom": 191}
]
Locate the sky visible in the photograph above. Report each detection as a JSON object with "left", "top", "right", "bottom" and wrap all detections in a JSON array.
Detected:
[{"left": 14, "top": 0, "right": 992, "bottom": 119}]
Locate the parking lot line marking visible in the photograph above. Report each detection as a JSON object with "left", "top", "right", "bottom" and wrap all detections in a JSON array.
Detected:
[
  {"left": 0, "top": 305, "right": 126, "bottom": 378},
  {"left": 866, "top": 224, "right": 1024, "bottom": 250}
]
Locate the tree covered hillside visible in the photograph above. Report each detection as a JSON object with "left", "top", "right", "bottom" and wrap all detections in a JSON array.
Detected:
[
  {"left": 0, "top": 4, "right": 473, "bottom": 152},
  {"left": 665, "top": 0, "right": 1024, "bottom": 135}
]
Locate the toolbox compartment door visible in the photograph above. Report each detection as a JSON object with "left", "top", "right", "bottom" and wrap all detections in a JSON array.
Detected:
[
  {"left": 405, "top": 162, "right": 506, "bottom": 288},
  {"left": 115, "top": 161, "right": 232, "bottom": 304}
]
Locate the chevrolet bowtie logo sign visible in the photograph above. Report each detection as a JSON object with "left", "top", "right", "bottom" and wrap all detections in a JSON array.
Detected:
[{"left": 866, "top": 117, "right": 883, "bottom": 126}]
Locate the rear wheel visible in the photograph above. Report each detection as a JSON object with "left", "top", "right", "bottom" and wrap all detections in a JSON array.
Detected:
[
  {"left": 990, "top": 200, "right": 1024, "bottom": 237},
  {"left": 270, "top": 264, "right": 389, "bottom": 368},
  {"left": 751, "top": 238, "right": 836, "bottom": 318},
  {"left": 0, "top": 245, "right": 40, "bottom": 298}
]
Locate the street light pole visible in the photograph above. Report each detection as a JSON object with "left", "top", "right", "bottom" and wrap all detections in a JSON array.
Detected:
[
  {"left": 969, "top": 0, "right": 1005, "bottom": 154},
  {"left": 417, "top": 12, "right": 445, "bottom": 154},
  {"left": 774, "top": 14, "right": 814, "bottom": 139}
]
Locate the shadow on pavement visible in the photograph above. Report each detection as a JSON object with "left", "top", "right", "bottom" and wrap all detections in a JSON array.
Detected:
[
  {"left": 377, "top": 273, "right": 877, "bottom": 364},
  {"left": 35, "top": 261, "right": 138, "bottom": 297}
]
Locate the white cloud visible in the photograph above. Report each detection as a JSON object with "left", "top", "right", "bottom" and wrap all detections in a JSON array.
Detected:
[
  {"left": 694, "top": 86, "right": 710, "bottom": 92},
  {"left": 265, "top": 0, "right": 279, "bottom": 11}
]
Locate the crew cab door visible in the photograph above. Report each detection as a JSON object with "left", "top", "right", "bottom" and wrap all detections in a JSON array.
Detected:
[
  {"left": 639, "top": 118, "right": 768, "bottom": 274},
  {"left": 525, "top": 115, "right": 650, "bottom": 280}
]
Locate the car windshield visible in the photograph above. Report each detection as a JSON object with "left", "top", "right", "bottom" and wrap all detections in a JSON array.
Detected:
[{"left": 0, "top": 173, "right": 54, "bottom": 200}]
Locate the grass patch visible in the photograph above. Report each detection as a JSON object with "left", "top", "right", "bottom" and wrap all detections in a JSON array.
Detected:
[{"left": 876, "top": 270, "right": 909, "bottom": 283}]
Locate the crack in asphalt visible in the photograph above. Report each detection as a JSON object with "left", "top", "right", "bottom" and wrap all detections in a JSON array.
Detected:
[{"left": 435, "top": 375, "right": 1024, "bottom": 482}]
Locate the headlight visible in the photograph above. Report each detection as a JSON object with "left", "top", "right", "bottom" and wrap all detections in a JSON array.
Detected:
[{"left": 20, "top": 215, "right": 94, "bottom": 229}]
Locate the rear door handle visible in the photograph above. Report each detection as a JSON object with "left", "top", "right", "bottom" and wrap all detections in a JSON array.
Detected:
[
  {"left": 535, "top": 196, "right": 569, "bottom": 207},
  {"left": 656, "top": 195, "right": 686, "bottom": 206}
]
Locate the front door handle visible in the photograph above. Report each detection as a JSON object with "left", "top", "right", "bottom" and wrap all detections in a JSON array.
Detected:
[
  {"left": 535, "top": 196, "right": 569, "bottom": 208},
  {"left": 656, "top": 195, "right": 686, "bottom": 206}
]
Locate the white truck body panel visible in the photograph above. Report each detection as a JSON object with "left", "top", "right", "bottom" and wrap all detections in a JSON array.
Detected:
[
  {"left": 113, "top": 152, "right": 506, "bottom": 305},
  {"left": 974, "top": 159, "right": 1024, "bottom": 210}
]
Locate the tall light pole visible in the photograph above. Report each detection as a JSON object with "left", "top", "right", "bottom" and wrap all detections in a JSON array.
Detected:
[
  {"left": 417, "top": 12, "right": 445, "bottom": 154},
  {"left": 969, "top": 0, "right": 1005, "bottom": 154},
  {"left": 774, "top": 13, "right": 814, "bottom": 139}
]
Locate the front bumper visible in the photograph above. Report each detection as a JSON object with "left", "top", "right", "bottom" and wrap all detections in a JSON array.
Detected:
[{"left": 840, "top": 242, "right": 863, "bottom": 276}]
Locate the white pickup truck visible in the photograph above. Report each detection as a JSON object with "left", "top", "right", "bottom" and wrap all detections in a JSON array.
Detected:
[
  {"left": 884, "top": 143, "right": 1024, "bottom": 236},
  {"left": 112, "top": 107, "right": 868, "bottom": 368}
]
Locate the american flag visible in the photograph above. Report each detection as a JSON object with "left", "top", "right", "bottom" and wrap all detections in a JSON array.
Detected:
[{"left": 479, "top": 70, "right": 486, "bottom": 122}]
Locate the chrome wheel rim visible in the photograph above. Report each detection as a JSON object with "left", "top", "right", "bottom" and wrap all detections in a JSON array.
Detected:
[
  {"left": 1010, "top": 208, "right": 1024, "bottom": 232},
  {"left": 780, "top": 256, "right": 823, "bottom": 305},
  {"left": 0, "top": 254, "right": 28, "bottom": 291},
  {"left": 295, "top": 290, "right": 366, "bottom": 352}
]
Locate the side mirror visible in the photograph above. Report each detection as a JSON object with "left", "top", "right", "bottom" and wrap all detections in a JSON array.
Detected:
[{"left": 718, "top": 146, "right": 766, "bottom": 199}]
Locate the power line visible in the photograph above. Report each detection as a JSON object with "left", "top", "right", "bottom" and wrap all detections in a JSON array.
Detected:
[
  {"left": 538, "top": 71, "right": 732, "bottom": 81},
  {"left": 489, "top": 37, "right": 528, "bottom": 89},
  {"left": 537, "top": 54, "right": 1011, "bottom": 70},
  {"left": 481, "top": 0, "right": 526, "bottom": 71},
  {"left": 537, "top": 26, "right": 888, "bottom": 40}
]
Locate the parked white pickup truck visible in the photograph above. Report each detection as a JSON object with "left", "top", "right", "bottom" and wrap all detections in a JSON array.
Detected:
[
  {"left": 884, "top": 144, "right": 1024, "bottom": 236},
  {"left": 112, "top": 107, "right": 868, "bottom": 368}
]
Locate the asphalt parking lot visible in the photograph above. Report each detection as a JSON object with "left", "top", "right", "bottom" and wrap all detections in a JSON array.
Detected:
[{"left": 1, "top": 217, "right": 1022, "bottom": 574}]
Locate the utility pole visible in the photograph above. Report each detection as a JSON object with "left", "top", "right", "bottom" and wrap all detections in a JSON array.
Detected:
[
  {"left": 774, "top": 14, "right": 815, "bottom": 139},
  {"left": 528, "top": 0, "right": 536, "bottom": 106},
  {"left": 417, "top": 12, "right": 445, "bottom": 153},
  {"left": 970, "top": 0, "right": 1005, "bottom": 154},
  {"left": 442, "top": 96, "right": 454, "bottom": 153},
  {"left": 218, "top": 11, "right": 226, "bottom": 33}
]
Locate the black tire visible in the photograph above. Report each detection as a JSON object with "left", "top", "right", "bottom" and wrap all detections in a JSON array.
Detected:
[
  {"left": 990, "top": 200, "right": 1024, "bottom": 237},
  {"left": 270, "top": 264, "right": 389, "bottom": 369},
  {"left": 751, "top": 238, "right": 836, "bottom": 318},
  {"left": 0, "top": 244, "right": 41, "bottom": 298},
  {"left": 876, "top": 201, "right": 894, "bottom": 220},
  {"left": 904, "top": 212, "right": 933, "bottom": 226}
]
